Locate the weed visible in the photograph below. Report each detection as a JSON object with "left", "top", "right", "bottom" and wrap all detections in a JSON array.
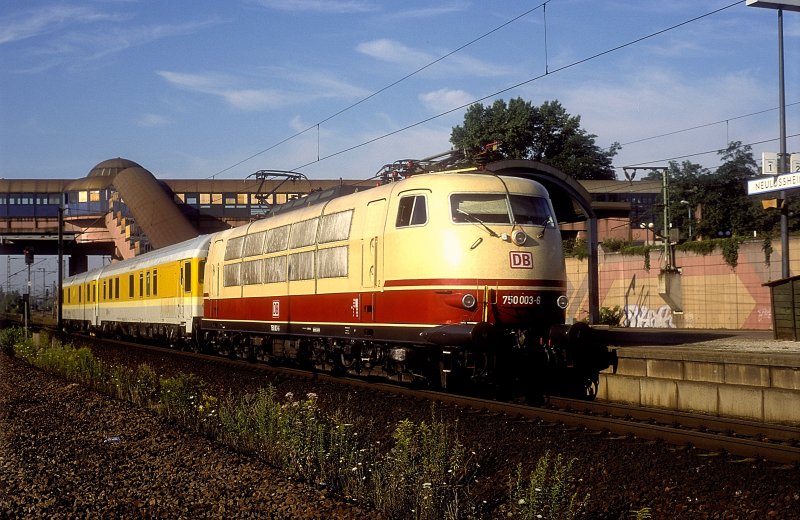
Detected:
[
  {"left": 158, "top": 372, "right": 206, "bottom": 423},
  {"left": 507, "top": 451, "right": 589, "bottom": 520},
  {"left": 370, "top": 409, "right": 473, "bottom": 520}
]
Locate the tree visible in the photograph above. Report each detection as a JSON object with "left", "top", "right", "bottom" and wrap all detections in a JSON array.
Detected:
[
  {"left": 693, "top": 142, "right": 763, "bottom": 239},
  {"left": 450, "top": 98, "right": 619, "bottom": 180}
]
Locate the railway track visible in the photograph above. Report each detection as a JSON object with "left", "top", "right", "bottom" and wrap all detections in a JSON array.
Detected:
[{"left": 71, "top": 333, "right": 800, "bottom": 466}]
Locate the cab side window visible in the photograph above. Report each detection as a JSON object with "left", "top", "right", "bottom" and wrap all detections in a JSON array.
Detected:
[{"left": 395, "top": 195, "right": 427, "bottom": 227}]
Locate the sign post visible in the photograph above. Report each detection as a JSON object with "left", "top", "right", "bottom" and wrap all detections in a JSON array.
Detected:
[{"left": 746, "top": 0, "right": 799, "bottom": 278}]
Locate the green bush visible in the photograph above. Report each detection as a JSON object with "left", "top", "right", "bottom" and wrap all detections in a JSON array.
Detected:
[
  {"left": 0, "top": 327, "right": 26, "bottom": 356},
  {"left": 506, "top": 451, "right": 589, "bottom": 520},
  {"left": 600, "top": 238, "right": 629, "bottom": 253},
  {"left": 159, "top": 372, "right": 206, "bottom": 423},
  {"left": 599, "top": 305, "right": 624, "bottom": 327}
]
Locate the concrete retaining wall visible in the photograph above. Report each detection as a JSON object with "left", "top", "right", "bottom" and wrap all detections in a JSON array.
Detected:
[{"left": 598, "top": 347, "right": 800, "bottom": 425}]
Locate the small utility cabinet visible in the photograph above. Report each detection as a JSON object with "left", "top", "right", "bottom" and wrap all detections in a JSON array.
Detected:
[{"left": 764, "top": 275, "right": 800, "bottom": 341}]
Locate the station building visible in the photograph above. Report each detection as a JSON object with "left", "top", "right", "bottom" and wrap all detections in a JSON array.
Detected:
[{"left": 0, "top": 157, "right": 661, "bottom": 276}]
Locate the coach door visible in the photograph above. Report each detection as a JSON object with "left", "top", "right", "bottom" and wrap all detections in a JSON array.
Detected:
[
  {"left": 178, "top": 260, "right": 192, "bottom": 320},
  {"left": 362, "top": 199, "right": 386, "bottom": 288},
  {"left": 361, "top": 199, "right": 386, "bottom": 322}
]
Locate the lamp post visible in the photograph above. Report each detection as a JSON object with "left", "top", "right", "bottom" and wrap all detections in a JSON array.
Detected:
[
  {"left": 746, "top": 0, "right": 799, "bottom": 278},
  {"left": 639, "top": 222, "right": 654, "bottom": 245},
  {"left": 680, "top": 200, "right": 692, "bottom": 239}
]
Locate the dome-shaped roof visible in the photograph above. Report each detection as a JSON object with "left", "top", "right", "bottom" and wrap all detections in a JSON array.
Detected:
[{"left": 88, "top": 158, "right": 142, "bottom": 178}]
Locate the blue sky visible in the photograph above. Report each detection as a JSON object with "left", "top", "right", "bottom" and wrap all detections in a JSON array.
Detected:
[{"left": 1, "top": 0, "right": 799, "bottom": 183}]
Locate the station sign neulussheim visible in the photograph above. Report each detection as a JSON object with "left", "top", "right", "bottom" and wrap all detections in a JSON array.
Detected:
[{"left": 747, "top": 153, "right": 800, "bottom": 195}]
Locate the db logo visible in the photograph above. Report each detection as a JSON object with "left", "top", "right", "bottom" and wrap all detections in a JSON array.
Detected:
[{"left": 510, "top": 251, "right": 533, "bottom": 269}]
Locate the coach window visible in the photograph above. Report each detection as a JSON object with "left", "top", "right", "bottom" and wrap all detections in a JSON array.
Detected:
[
  {"left": 146, "top": 272, "right": 151, "bottom": 297},
  {"left": 115, "top": 277, "right": 120, "bottom": 300},
  {"left": 153, "top": 270, "right": 158, "bottom": 295},
  {"left": 129, "top": 274, "right": 134, "bottom": 298},
  {"left": 198, "top": 261, "right": 205, "bottom": 285},
  {"left": 103, "top": 280, "right": 107, "bottom": 300},
  {"left": 139, "top": 272, "right": 144, "bottom": 297},
  {"left": 396, "top": 194, "right": 427, "bottom": 228},
  {"left": 184, "top": 261, "right": 192, "bottom": 293}
]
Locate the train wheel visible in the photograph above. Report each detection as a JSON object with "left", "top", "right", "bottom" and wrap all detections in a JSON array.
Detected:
[
  {"left": 581, "top": 374, "right": 599, "bottom": 400},
  {"left": 567, "top": 373, "right": 599, "bottom": 400}
]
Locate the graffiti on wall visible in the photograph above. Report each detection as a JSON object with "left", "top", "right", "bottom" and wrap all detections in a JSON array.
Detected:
[{"left": 624, "top": 304, "right": 677, "bottom": 328}]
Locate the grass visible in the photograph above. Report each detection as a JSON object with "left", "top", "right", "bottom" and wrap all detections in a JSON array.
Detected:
[{"left": 3, "top": 327, "right": 594, "bottom": 519}]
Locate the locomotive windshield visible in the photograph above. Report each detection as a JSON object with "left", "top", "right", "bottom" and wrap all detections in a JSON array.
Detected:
[{"left": 450, "top": 193, "right": 555, "bottom": 227}]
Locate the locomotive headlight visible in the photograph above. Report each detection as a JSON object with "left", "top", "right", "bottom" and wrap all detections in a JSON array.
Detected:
[
  {"left": 461, "top": 294, "right": 477, "bottom": 310},
  {"left": 512, "top": 229, "right": 527, "bottom": 246},
  {"left": 556, "top": 295, "right": 569, "bottom": 309}
]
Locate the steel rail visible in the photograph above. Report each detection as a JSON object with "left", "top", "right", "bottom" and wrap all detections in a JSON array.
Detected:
[{"left": 75, "top": 333, "right": 800, "bottom": 465}]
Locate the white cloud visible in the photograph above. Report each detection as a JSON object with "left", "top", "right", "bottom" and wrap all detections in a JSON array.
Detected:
[
  {"left": 157, "top": 70, "right": 287, "bottom": 110},
  {"left": 2, "top": 5, "right": 220, "bottom": 72},
  {"left": 379, "top": 3, "right": 468, "bottom": 20},
  {"left": 289, "top": 115, "right": 311, "bottom": 132},
  {"left": 356, "top": 39, "right": 431, "bottom": 68},
  {"left": 544, "top": 66, "right": 778, "bottom": 172},
  {"left": 136, "top": 113, "right": 169, "bottom": 127},
  {"left": 356, "top": 38, "right": 512, "bottom": 77},
  {"left": 159, "top": 67, "right": 370, "bottom": 111},
  {"left": 249, "top": 0, "right": 376, "bottom": 14},
  {"left": 419, "top": 88, "right": 472, "bottom": 113},
  {"left": 82, "top": 19, "right": 221, "bottom": 60},
  {"left": 222, "top": 88, "right": 286, "bottom": 111},
  {"left": 271, "top": 66, "right": 371, "bottom": 100},
  {"left": 0, "top": 5, "right": 120, "bottom": 45}
]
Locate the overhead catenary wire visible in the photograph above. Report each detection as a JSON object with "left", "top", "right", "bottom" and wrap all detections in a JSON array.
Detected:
[
  {"left": 608, "top": 101, "right": 800, "bottom": 150},
  {"left": 621, "top": 131, "right": 800, "bottom": 170},
  {"left": 291, "top": 1, "right": 742, "bottom": 172},
  {"left": 208, "top": 1, "right": 552, "bottom": 179}
]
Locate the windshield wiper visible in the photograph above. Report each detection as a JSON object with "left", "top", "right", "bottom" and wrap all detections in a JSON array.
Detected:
[
  {"left": 456, "top": 209, "right": 499, "bottom": 238},
  {"left": 537, "top": 215, "right": 554, "bottom": 239}
]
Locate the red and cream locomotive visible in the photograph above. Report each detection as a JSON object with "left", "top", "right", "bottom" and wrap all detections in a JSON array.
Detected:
[{"left": 63, "top": 161, "right": 615, "bottom": 398}]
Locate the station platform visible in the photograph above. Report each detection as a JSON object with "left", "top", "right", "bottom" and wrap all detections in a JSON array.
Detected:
[{"left": 596, "top": 328, "right": 800, "bottom": 426}]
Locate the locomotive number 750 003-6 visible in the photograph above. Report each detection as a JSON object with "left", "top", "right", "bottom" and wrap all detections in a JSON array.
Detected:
[{"left": 501, "top": 294, "right": 541, "bottom": 305}]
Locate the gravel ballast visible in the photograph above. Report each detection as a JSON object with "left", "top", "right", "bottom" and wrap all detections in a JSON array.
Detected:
[
  {"left": 0, "top": 353, "right": 375, "bottom": 519},
  {"left": 2, "top": 344, "right": 799, "bottom": 519}
]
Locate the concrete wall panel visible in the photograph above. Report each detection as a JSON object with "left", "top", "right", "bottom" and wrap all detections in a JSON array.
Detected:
[
  {"left": 640, "top": 378, "right": 677, "bottom": 409},
  {"left": 763, "top": 389, "right": 800, "bottom": 425},
  {"left": 724, "top": 364, "right": 770, "bottom": 387},
  {"left": 718, "top": 385, "right": 764, "bottom": 422},
  {"left": 771, "top": 367, "right": 800, "bottom": 391},
  {"left": 677, "top": 381, "right": 719, "bottom": 415},
  {"left": 684, "top": 361, "right": 725, "bottom": 383}
]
